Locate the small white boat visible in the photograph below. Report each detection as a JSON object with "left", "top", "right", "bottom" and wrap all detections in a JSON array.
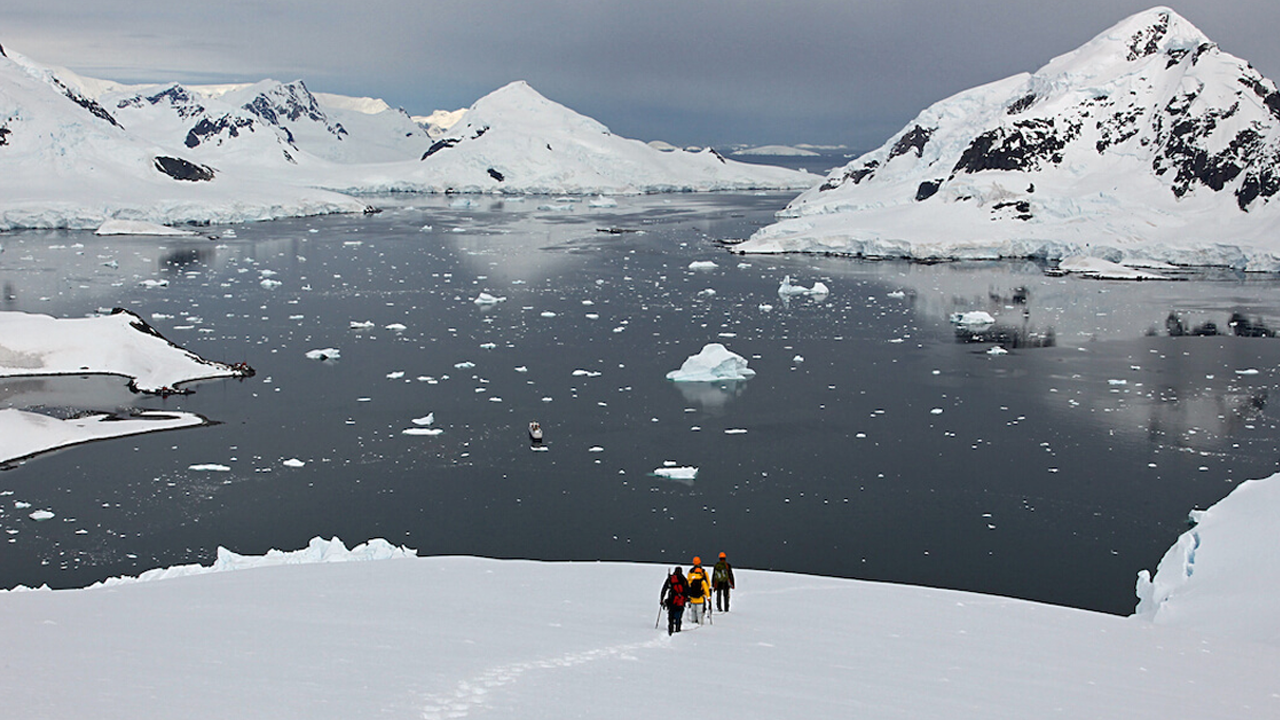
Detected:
[{"left": 528, "top": 421, "right": 544, "bottom": 443}]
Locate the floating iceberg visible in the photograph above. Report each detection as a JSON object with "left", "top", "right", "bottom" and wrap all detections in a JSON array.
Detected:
[
  {"left": 666, "top": 343, "right": 756, "bottom": 382},
  {"left": 778, "top": 275, "right": 829, "bottom": 297},
  {"left": 950, "top": 311, "right": 996, "bottom": 327}
]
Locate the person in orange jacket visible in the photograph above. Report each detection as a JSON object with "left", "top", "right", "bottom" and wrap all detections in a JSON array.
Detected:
[
  {"left": 712, "top": 551, "right": 736, "bottom": 612},
  {"left": 686, "top": 556, "right": 711, "bottom": 624}
]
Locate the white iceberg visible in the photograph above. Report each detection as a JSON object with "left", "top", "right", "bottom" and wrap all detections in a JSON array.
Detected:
[
  {"left": 666, "top": 343, "right": 756, "bottom": 382},
  {"left": 950, "top": 311, "right": 996, "bottom": 327},
  {"left": 778, "top": 275, "right": 829, "bottom": 297},
  {"left": 94, "top": 219, "right": 196, "bottom": 237}
]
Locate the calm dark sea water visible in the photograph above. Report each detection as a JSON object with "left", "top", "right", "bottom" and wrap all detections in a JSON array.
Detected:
[{"left": 3, "top": 192, "right": 1280, "bottom": 614}]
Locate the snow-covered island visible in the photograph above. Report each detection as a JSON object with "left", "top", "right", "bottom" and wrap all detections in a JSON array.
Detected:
[
  {"left": 0, "top": 308, "right": 252, "bottom": 394},
  {"left": 0, "top": 43, "right": 814, "bottom": 230},
  {"left": 736, "top": 8, "right": 1280, "bottom": 271}
]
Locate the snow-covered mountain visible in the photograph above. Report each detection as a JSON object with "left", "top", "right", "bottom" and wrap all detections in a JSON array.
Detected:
[
  {"left": 0, "top": 47, "right": 368, "bottom": 230},
  {"left": 311, "top": 81, "right": 815, "bottom": 194},
  {"left": 738, "top": 7, "right": 1280, "bottom": 271}
]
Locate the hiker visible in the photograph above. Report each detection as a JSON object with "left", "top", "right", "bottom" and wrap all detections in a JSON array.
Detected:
[
  {"left": 686, "top": 556, "right": 711, "bottom": 624},
  {"left": 712, "top": 551, "right": 735, "bottom": 612},
  {"left": 660, "top": 567, "right": 687, "bottom": 635}
]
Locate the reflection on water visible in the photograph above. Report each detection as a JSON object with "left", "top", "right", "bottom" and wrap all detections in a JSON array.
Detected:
[{"left": 1, "top": 193, "right": 1280, "bottom": 617}]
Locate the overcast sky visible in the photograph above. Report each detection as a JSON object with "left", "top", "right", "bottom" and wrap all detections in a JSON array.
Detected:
[{"left": 5, "top": 1, "right": 1279, "bottom": 149}]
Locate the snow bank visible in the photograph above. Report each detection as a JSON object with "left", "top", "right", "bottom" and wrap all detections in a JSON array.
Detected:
[
  {"left": 94, "top": 219, "right": 197, "bottom": 236},
  {"left": 1134, "top": 472, "right": 1280, "bottom": 645},
  {"left": 84, "top": 536, "right": 416, "bottom": 589},
  {"left": 1057, "top": 256, "right": 1172, "bottom": 280},
  {"left": 666, "top": 343, "right": 756, "bottom": 382}
]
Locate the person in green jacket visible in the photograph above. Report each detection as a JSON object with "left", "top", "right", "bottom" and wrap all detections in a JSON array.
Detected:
[{"left": 712, "top": 551, "right": 735, "bottom": 612}]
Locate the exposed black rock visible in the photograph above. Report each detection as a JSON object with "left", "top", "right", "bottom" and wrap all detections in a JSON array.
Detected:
[
  {"left": 820, "top": 159, "right": 878, "bottom": 191},
  {"left": 889, "top": 125, "right": 935, "bottom": 160},
  {"left": 184, "top": 114, "right": 256, "bottom": 148},
  {"left": 0, "top": 125, "right": 9, "bottom": 147},
  {"left": 118, "top": 85, "right": 207, "bottom": 119},
  {"left": 0, "top": 43, "right": 6, "bottom": 58},
  {"left": 153, "top": 156, "right": 216, "bottom": 182},
  {"left": 1096, "top": 106, "right": 1144, "bottom": 153},
  {"left": 422, "top": 137, "right": 459, "bottom": 160},
  {"left": 1126, "top": 10, "right": 1170, "bottom": 61},
  {"left": 48, "top": 76, "right": 121, "bottom": 128},
  {"left": 1006, "top": 94, "right": 1038, "bottom": 115},
  {"left": 953, "top": 118, "right": 1077, "bottom": 174},
  {"left": 915, "top": 179, "right": 941, "bottom": 201},
  {"left": 1229, "top": 312, "right": 1274, "bottom": 337},
  {"left": 487, "top": 168, "right": 505, "bottom": 182},
  {"left": 710, "top": 148, "right": 727, "bottom": 163},
  {"left": 991, "top": 200, "right": 1033, "bottom": 221}
]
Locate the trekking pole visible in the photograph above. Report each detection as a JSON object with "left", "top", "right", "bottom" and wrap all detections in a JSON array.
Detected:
[
  {"left": 707, "top": 596, "right": 713, "bottom": 625},
  {"left": 655, "top": 604, "right": 663, "bottom": 630}
]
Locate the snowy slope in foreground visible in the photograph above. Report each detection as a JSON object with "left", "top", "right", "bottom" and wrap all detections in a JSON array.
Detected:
[
  {"left": 315, "top": 82, "right": 816, "bottom": 195},
  {"left": 1136, "top": 471, "right": 1280, "bottom": 645},
  {"left": 2, "top": 544, "right": 1276, "bottom": 719},
  {"left": 740, "top": 8, "right": 1280, "bottom": 270},
  {"left": 0, "top": 309, "right": 251, "bottom": 393}
]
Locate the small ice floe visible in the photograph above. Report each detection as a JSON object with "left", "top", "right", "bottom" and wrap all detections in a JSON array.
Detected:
[
  {"left": 260, "top": 279, "right": 282, "bottom": 289},
  {"left": 588, "top": 195, "right": 618, "bottom": 208},
  {"left": 950, "top": 311, "right": 995, "bottom": 327},
  {"left": 572, "top": 369, "right": 602, "bottom": 377},
  {"left": 778, "top": 275, "right": 829, "bottom": 298},
  {"left": 349, "top": 320, "right": 375, "bottom": 329},
  {"left": 724, "top": 428, "right": 748, "bottom": 435},
  {"left": 588, "top": 446, "right": 604, "bottom": 452},
  {"left": 454, "top": 361, "right": 476, "bottom": 369},
  {"left": 139, "top": 279, "right": 169, "bottom": 289},
  {"left": 1235, "top": 368, "right": 1261, "bottom": 375},
  {"left": 385, "top": 323, "right": 407, "bottom": 332},
  {"left": 987, "top": 346, "right": 1009, "bottom": 355},
  {"left": 386, "top": 371, "right": 406, "bottom": 379},
  {"left": 95, "top": 219, "right": 196, "bottom": 237},
  {"left": 28, "top": 510, "right": 55, "bottom": 521},
  {"left": 480, "top": 342, "right": 497, "bottom": 350},
  {"left": 759, "top": 303, "right": 774, "bottom": 312},
  {"left": 540, "top": 311, "right": 557, "bottom": 318},
  {"left": 667, "top": 343, "right": 756, "bottom": 382},
  {"left": 793, "top": 355, "right": 804, "bottom": 363},
  {"left": 1056, "top": 256, "right": 1171, "bottom": 280},
  {"left": 282, "top": 458, "right": 306, "bottom": 468},
  {"left": 474, "top": 292, "right": 506, "bottom": 305},
  {"left": 537, "top": 203, "right": 574, "bottom": 212},
  {"left": 305, "top": 348, "right": 340, "bottom": 361},
  {"left": 930, "top": 408, "right": 944, "bottom": 415},
  {"left": 402, "top": 427, "right": 444, "bottom": 436},
  {"left": 188, "top": 464, "right": 231, "bottom": 472},
  {"left": 689, "top": 261, "right": 719, "bottom": 270},
  {"left": 652, "top": 465, "right": 698, "bottom": 481},
  {"left": 514, "top": 366, "right": 528, "bottom": 373},
  {"left": 887, "top": 290, "right": 907, "bottom": 299},
  {"left": 697, "top": 288, "right": 716, "bottom": 298}
]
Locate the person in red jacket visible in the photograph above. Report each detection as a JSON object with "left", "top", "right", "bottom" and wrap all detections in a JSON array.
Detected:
[{"left": 659, "top": 567, "right": 687, "bottom": 635}]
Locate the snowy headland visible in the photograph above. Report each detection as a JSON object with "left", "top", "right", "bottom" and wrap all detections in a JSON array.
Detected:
[{"left": 737, "top": 8, "right": 1280, "bottom": 271}]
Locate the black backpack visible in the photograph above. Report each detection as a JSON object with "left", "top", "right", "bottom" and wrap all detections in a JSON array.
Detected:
[{"left": 687, "top": 571, "right": 705, "bottom": 599}]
